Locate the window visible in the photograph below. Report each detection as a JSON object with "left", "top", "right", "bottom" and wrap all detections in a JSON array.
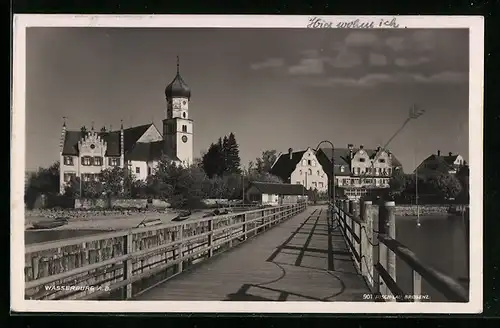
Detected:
[
  {"left": 307, "top": 160, "right": 311, "bottom": 165},
  {"left": 82, "top": 174, "right": 91, "bottom": 182},
  {"left": 81, "top": 156, "right": 92, "bottom": 166},
  {"left": 136, "top": 167, "right": 140, "bottom": 174},
  {"left": 359, "top": 158, "right": 365, "bottom": 162},
  {"left": 308, "top": 169, "right": 312, "bottom": 175},
  {"left": 182, "top": 125, "right": 187, "bottom": 132},
  {"left": 182, "top": 112, "right": 186, "bottom": 118},
  {"left": 356, "top": 167, "right": 361, "bottom": 175},
  {"left": 63, "top": 156, "right": 74, "bottom": 166},
  {"left": 63, "top": 173, "right": 75, "bottom": 182},
  {"left": 93, "top": 156, "right": 103, "bottom": 166},
  {"left": 296, "top": 181, "right": 301, "bottom": 184},
  {"left": 109, "top": 157, "right": 120, "bottom": 166},
  {"left": 148, "top": 167, "right": 152, "bottom": 176},
  {"left": 317, "top": 170, "right": 320, "bottom": 176},
  {"left": 379, "top": 159, "right": 386, "bottom": 163},
  {"left": 340, "top": 166, "right": 345, "bottom": 173},
  {"left": 302, "top": 160, "right": 307, "bottom": 166},
  {"left": 388, "top": 168, "right": 392, "bottom": 175},
  {"left": 311, "top": 160, "right": 316, "bottom": 167},
  {"left": 299, "top": 170, "right": 302, "bottom": 175},
  {"left": 318, "top": 182, "right": 324, "bottom": 188},
  {"left": 312, "top": 182, "right": 317, "bottom": 187}
]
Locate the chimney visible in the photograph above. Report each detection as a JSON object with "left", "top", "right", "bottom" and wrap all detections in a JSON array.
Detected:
[
  {"left": 376, "top": 146, "right": 381, "bottom": 152},
  {"left": 449, "top": 152, "right": 453, "bottom": 157},
  {"left": 437, "top": 150, "right": 441, "bottom": 156},
  {"left": 288, "top": 148, "right": 293, "bottom": 160},
  {"left": 359, "top": 144, "right": 364, "bottom": 150},
  {"left": 348, "top": 144, "right": 354, "bottom": 159},
  {"left": 388, "top": 151, "right": 392, "bottom": 158}
]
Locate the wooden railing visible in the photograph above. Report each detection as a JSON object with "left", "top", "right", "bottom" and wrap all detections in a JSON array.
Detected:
[
  {"left": 332, "top": 200, "right": 468, "bottom": 302},
  {"left": 25, "top": 203, "right": 307, "bottom": 300}
]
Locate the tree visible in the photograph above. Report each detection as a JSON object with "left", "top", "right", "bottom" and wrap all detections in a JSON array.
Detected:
[
  {"left": 255, "top": 150, "right": 278, "bottom": 174},
  {"left": 224, "top": 133, "right": 241, "bottom": 174},
  {"left": 388, "top": 168, "right": 408, "bottom": 197},
  {"left": 202, "top": 142, "right": 224, "bottom": 178},
  {"left": 100, "top": 167, "right": 127, "bottom": 197},
  {"left": 455, "top": 165, "right": 470, "bottom": 203},
  {"left": 25, "top": 161, "right": 60, "bottom": 209},
  {"left": 425, "top": 171, "right": 462, "bottom": 200},
  {"left": 149, "top": 155, "right": 208, "bottom": 209}
]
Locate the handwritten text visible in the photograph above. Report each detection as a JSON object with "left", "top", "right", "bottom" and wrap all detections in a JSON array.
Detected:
[{"left": 307, "top": 17, "right": 404, "bottom": 29}]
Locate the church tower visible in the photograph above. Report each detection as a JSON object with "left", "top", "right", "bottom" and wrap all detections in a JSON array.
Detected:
[{"left": 163, "top": 56, "right": 193, "bottom": 166}]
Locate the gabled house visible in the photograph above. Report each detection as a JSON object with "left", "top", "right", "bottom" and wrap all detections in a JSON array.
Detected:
[
  {"left": 245, "top": 181, "right": 308, "bottom": 205},
  {"left": 269, "top": 147, "right": 329, "bottom": 192},
  {"left": 315, "top": 144, "right": 403, "bottom": 199},
  {"left": 58, "top": 58, "right": 194, "bottom": 194},
  {"left": 416, "top": 150, "right": 467, "bottom": 175}
]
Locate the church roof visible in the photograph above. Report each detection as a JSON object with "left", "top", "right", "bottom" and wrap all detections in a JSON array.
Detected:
[
  {"left": 61, "top": 123, "right": 179, "bottom": 161},
  {"left": 165, "top": 57, "right": 191, "bottom": 99},
  {"left": 126, "top": 141, "right": 180, "bottom": 162}
]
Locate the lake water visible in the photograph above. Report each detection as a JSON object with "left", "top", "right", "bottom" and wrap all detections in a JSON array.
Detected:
[
  {"left": 394, "top": 215, "right": 469, "bottom": 302},
  {"left": 24, "top": 214, "right": 469, "bottom": 302}
]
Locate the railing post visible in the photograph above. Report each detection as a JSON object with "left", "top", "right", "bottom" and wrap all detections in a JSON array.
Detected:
[
  {"left": 177, "top": 224, "right": 184, "bottom": 273},
  {"left": 242, "top": 213, "right": 247, "bottom": 241},
  {"left": 412, "top": 270, "right": 422, "bottom": 302},
  {"left": 366, "top": 202, "right": 379, "bottom": 293},
  {"left": 349, "top": 200, "right": 354, "bottom": 214},
  {"left": 208, "top": 219, "right": 214, "bottom": 257},
  {"left": 123, "top": 232, "right": 133, "bottom": 299},
  {"left": 379, "top": 200, "right": 396, "bottom": 301}
]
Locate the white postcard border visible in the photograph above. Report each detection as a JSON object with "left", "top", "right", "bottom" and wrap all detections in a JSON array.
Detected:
[{"left": 11, "top": 14, "right": 484, "bottom": 314}]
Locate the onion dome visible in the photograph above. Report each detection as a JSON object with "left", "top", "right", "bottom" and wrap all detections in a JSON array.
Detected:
[{"left": 165, "top": 56, "right": 191, "bottom": 100}]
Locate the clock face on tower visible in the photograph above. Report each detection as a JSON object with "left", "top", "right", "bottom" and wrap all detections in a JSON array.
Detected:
[{"left": 182, "top": 135, "right": 188, "bottom": 143}]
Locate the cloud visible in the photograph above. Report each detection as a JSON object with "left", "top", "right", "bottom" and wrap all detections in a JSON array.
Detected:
[
  {"left": 369, "top": 53, "right": 387, "bottom": 66},
  {"left": 288, "top": 58, "right": 324, "bottom": 75},
  {"left": 385, "top": 31, "right": 437, "bottom": 52},
  {"left": 250, "top": 58, "right": 285, "bottom": 70},
  {"left": 385, "top": 36, "right": 406, "bottom": 51},
  {"left": 326, "top": 49, "right": 362, "bottom": 68},
  {"left": 302, "top": 71, "right": 467, "bottom": 88},
  {"left": 344, "top": 31, "right": 379, "bottom": 47},
  {"left": 394, "top": 57, "right": 430, "bottom": 67},
  {"left": 412, "top": 30, "right": 436, "bottom": 51}
]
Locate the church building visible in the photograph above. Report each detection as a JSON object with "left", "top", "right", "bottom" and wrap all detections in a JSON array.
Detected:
[{"left": 58, "top": 57, "right": 194, "bottom": 194}]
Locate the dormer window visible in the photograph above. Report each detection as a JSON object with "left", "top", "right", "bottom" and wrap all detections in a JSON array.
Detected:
[
  {"left": 302, "top": 160, "right": 307, "bottom": 166},
  {"left": 379, "top": 159, "right": 386, "bottom": 163},
  {"left": 359, "top": 158, "right": 365, "bottom": 162},
  {"left": 340, "top": 166, "right": 345, "bottom": 172},
  {"left": 307, "top": 160, "right": 311, "bottom": 165}
]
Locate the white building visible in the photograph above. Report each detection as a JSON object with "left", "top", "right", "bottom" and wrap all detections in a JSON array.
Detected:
[{"left": 59, "top": 57, "right": 194, "bottom": 193}]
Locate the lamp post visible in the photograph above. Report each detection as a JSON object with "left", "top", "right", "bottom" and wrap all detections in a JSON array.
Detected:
[{"left": 314, "top": 140, "right": 335, "bottom": 207}]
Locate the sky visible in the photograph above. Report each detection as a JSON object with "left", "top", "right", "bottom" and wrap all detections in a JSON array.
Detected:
[{"left": 25, "top": 27, "right": 469, "bottom": 172}]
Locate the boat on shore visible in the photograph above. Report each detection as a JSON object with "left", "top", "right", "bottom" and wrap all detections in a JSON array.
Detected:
[
  {"left": 172, "top": 210, "right": 192, "bottom": 222},
  {"left": 32, "top": 219, "right": 68, "bottom": 230}
]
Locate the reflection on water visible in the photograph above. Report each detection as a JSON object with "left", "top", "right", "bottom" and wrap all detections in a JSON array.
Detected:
[
  {"left": 25, "top": 229, "right": 109, "bottom": 245},
  {"left": 396, "top": 215, "right": 469, "bottom": 302}
]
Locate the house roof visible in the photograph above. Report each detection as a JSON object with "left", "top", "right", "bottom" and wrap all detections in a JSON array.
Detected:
[
  {"left": 269, "top": 150, "right": 306, "bottom": 181},
  {"left": 247, "top": 182, "right": 308, "bottom": 196},
  {"left": 126, "top": 141, "right": 180, "bottom": 162},
  {"left": 62, "top": 130, "right": 122, "bottom": 156},
  {"left": 316, "top": 147, "right": 403, "bottom": 177},
  {"left": 60, "top": 122, "right": 193, "bottom": 164}
]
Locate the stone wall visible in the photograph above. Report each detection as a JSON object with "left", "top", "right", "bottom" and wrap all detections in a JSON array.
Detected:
[
  {"left": 394, "top": 204, "right": 450, "bottom": 216},
  {"left": 74, "top": 198, "right": 171, "bottom": 210}
]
